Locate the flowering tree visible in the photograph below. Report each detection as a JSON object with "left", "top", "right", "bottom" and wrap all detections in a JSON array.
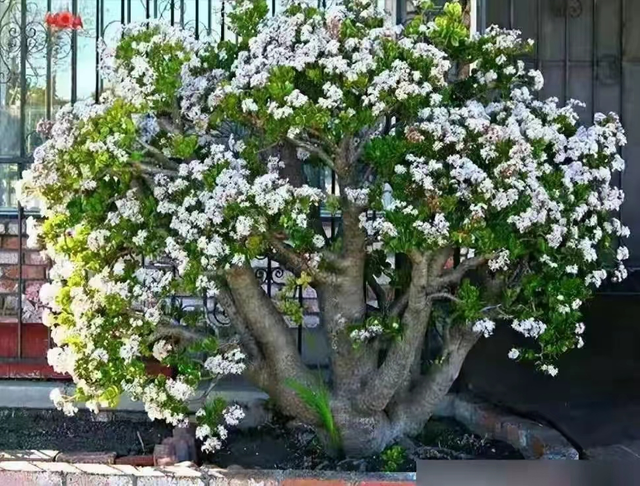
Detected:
[{"left": 20, "top": 0, "right": 629, "bottom": 457}]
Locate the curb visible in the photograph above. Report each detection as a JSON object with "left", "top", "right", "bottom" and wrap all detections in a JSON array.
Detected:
[
  {"left": 434, "top": 393, "right": 579, "bottom": 460},
  {"left": 0, "top": 462, "right": 416, "bottom": 485}
]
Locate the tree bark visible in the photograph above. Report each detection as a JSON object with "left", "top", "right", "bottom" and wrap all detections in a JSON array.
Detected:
[{"left": 391, "top": 324, "right": 480, "bottom": 436}]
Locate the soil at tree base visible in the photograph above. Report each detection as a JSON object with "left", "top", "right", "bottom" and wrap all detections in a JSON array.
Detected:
[
  {"left": 0, "top": 409, "right": 521, "bottom": 470},
  {"left": 0, "top": 409, "right": 172, "bottom": 456},
  {"left": 205, "top": 417, "right": 523, "bottom": 472}
]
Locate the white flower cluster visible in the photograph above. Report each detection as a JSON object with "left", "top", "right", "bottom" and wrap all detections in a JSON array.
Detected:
[
  {"left": 350, "top": 322, "right": 384, "bottom": 343},
  {"left": 195, "top": 404, "right": 246, "bottom": 453},
  {"left": 472, "top": 318, "right": 496, "bottom": 338},
  {"left": 204, "top": 348, "right": 246, "bottom": 375},
  {"left": 511, "top": 318, "right": 547, "bottom": 339},
  {"left": 153, "top": 139, "right": 323, "bottom": 278}
]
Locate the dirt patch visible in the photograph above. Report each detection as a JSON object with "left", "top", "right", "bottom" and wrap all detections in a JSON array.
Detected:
[
  {"left": 206, "top": 417, "right": 523, "bottom": 472},
  {"left": 0, "top": 409, "right": 172, "bottom": 456}
]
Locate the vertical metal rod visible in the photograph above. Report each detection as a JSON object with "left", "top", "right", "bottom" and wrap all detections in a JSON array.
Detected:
[
  {"left": 18, "top": 0, "right": 27, "bottom": 360},
  {"left": 592, "top": 0, "right": 597, "bottom": 119},
  {"left": 508, "top": 0, "right": 514, "bottom": 29},
  {"left": 208, "top": 0, "right": 212, "bottom": 34},
  {"left": 266, "top": 258, "right": 272, "bottom": 297},
  {"left": 195, "top": 0, "right": 200, "bottom": 38},
  {"left": 71, "top": 0, "right": 78, "bottom": 103},
  {"left": 154, "top": 0, "right": 158, "bottom": 18},
  {"left": 171, "top": 0, "right": 175, "bottom": 25},
  {"left": 121, "top": 0, "right": 125, "bottom": 24},
  {"left": 146, "top": 0, "right": 151, "bottom": 19},
  {"left": 46, "top": 0, "right": 53, "bottom": 118},
  {"left": 564, "top": 0, "right": 570, "bottom": 104},
  {"left": 396, "top": 0, "right": 404, "bottom": 25},
  {"left": 100, "top": 0, "right": 105, "bottom": 94},
  {"left": 127, "top": 0, "right": 132, "bottom": 23},
  {"left": 221, "top": 0, "right": 225, "bottom": 41},
  {"left": 619, "top": 0, "right": 625, "bottom": 129},
  {"left": 619, "top": 0, "right": 625, "bottom": 220},
  {"left": 272, "top": 0, "right": 276, "bottom": 15},
  {"left": 95, "top": 0, "right": 101, "bottom": 103},
  {"left": 180, "top": 0, "right": 185, "bottom": 27},
  {"left": 535, "top": 0, "right": 541, "bottom": 70}
]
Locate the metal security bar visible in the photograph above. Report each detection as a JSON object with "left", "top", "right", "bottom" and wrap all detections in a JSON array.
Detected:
[{"left": 0, "top": 0, "right": 357, "bottom": 372}]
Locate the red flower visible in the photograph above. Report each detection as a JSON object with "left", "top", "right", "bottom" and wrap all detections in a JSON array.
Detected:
[
  {"left": 45, "top": 11, "right": 83, "bottom": 30},
  {"left": 56, "top": 11, "right": 74, "bottom": 28},
  {"left": 72, "top": 15, "right": 83, "bottom": 29}
]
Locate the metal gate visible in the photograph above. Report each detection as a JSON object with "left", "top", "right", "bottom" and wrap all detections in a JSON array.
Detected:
[{"left": 0, "top": 0, "right": 342, "bottom": 377}]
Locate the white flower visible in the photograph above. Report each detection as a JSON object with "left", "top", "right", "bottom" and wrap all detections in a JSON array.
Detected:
[
  {"left": 488, "top": 250, "right": 510, "bottom": 272},
  {"left": 133, "top": 230, "right": 148, "bottom": 246},
  {"left": 26, "top": 217, "right": 40, "bottom": 248},
  {"left": 312, "top": 235, "right": 325, "bottom": 248},
  {"left": 152, "top": 340, "right": 172, "bottom": 362},
  {"left": 195, "top": 424, "right": 211, "bottom": 440},
  {"left": 617, "top": 246, "right": 629, "bottom": 261},
  {"left": 119, "top": 335, "right": 141, "bottom": 363},
  {"left": 204, "top": 348, "right": 246, "bottom": 375},
  {"left": 166, "top": 377, "right": 195, "bottom": 401},
  {"left": 472, "top": 318, "right": 495, "bottom": 338},
  {"left": 508, "top": 348, "right": 520, "bottom": 360},
  {"left": 87, "top": 229, "right": 111, "bottom": 251},
  {"left": 565, "top": 265, "right": 578, "bottom": 275},
  {"left": 241, "top": 98, "right": 259, "bottom": 113},
  {"left": 511, "top": 318, "right": 547, "bottom": 338},
  {"left": 541, "top": 364, "right": 558, "bottom": 377},
  {"left": 201, "top": 437, "right": 222, "bottom": 453},
  {"left": 223, "top": 405, "right": 245, "bottom": 426}
]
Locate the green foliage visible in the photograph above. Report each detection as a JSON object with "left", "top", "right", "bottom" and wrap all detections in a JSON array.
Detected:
[
  {"left": 286, "top": 378, "right": 341, "bottom": 451},
  {"left": 380, "top": 444, "right": 407, "bottom": 472}
]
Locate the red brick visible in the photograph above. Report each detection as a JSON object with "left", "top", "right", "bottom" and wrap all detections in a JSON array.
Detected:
[
  {"left": 0, "top": 279, "right": 18, "bottom": 294},
  {"left": 282, "top": 480, "right": 347, "bottom": 486},
  {"left": 25, "top": 281, "right": 45, "bottom": 301},
  {"left": 55, "top": 452, "right": 116, "bottom": 464},
  {"left": 357, "top": 482, "right": 416, "bottom": 486},
  {"left": 114, "top": 455, "right": 155, "bottom": 466},
  {"left": 1, "top": 237, "right": 28, "bottom": 250},
  {"left": 24, "top": 252, "right": 48, "bottom": 265},
  {"left": 0, "top": 252, "right": 18, "bottom": 265},
  {"left": 0, "top": 266, "right": 46, "bottom": 280}
]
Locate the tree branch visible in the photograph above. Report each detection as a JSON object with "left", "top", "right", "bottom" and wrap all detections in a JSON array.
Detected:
[
  {"left": 225, "top": 264, "right": 312, "bottom": 383},
  {"left": 137, "top": 139, "right": 180, "bottom": 170},
  {"left": 390, "top": 324, "right": 479, "bottom": 436},
  {"left": 429, "top": 255, "right": 491, "bottom": 292},
  {"left": 286, "top": 137, "right": 336, "bottom": 169},
  {"left": 224, "top": 264, "right": 320, "bottom": 425},
  {"left": 215, "top": 285, "right": 264, "bottom": 364},
  {"left": 357, "top": 252, "right": 432, "bottom": 412},
  {"left": 134, "top": 162, "right": 179, "bottom": 178},
  {"left": 269, "top": 237, "right": 327, "bottom": 284},
  {"left": 367, "top": 275, "right": 388, "bottom": 311},
  {"left": 150, "top": 323, "right": 210, "bottom": 345}
]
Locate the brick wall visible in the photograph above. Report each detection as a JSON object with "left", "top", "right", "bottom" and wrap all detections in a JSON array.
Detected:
[{"left": 0, "top": 218, "right": 52, "bottom": 376}]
